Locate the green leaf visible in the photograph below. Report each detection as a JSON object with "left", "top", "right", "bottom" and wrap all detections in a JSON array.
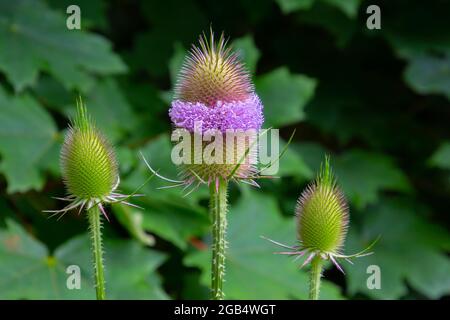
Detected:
[
  {"left": 275, "top": 0, "right": 362, "bottom": 18},
  {"left": 84, "top": 79, "right": 137, "bottom": 142},
  {"left": 124, "top": 134, "right": 189, "bottom": 199},
  {"left": 383, "top": 2, "right": 450, "bottom": 101},
  {"left": 184, "top": 188, "right": 344, "bottom": 299},
  {"left": 232, "top": 35, "right": 261, "bottom": 74},
  {"left": 47, "top": 0, "right": 108, "bottom": 30},
  {"left": 297, "top": 1, "right": 356, "bottom": 47},
  {"left": 0, "top": 0, "right": 126, "bottom": 92},
  {"left": 429, "top": 142, "right": 450, "bottom": 170},
  {"left": 55, "top": 235, "right": 169, "bottom": 299},
  {"left": 333, "top": 150, "right": 411, "bottom": 209},
  {"left": 292, "top": 142, "right": 328, "bottom": 171},
  {"left": 121, "top": 82, "right": 170, "bottom": 138},
  {"left": 271, "top": 139, "right": 313, "bottom": 180},
  {"left": 124, "top": 134, "right": 208, "bottom": 203},
  {"left": 65, "top": 79, "right": 138, "bottom": 143},
  {"left": 139, "top": 198, "right": 210, "bottom": 250},
  {"left": 321, "top": 0, "right": 361, "bottom": 18},
  {"left": 112, "top": 204, "right": 155, "bottom": 247},
  {"left": 403, "top": 53, "right": 450, "bottom": 100},
  {"left": 276, "top": 0, "right": 315, "bottom": 14},
  {"left": 0, "top": 88, "right": 58, "bottom": 193},
  {"left": 31, "top": 76, "right": 73, "bottom": 111},
  {"left": 255, "top": 67, "right": 317, "bottom": 128},
  {"left": 293, "top": 145, "right": 411, "bottom": 210},
  {"left": 123, "top": 135, "right": 210, "bottom": 249},
  {"left": 0, "top": 220, "right": 168, "bottom": 299},
  {"left": 346, "top": 199, "right": 450, "bottom": 299}
]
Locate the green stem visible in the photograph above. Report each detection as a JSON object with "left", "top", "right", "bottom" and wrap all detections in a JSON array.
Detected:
[
  {"left": 87, "top": 205, "right": 106, "bottom": 300},
  {"left": 309, "top": 255, "right": 323, "bottom": 300},
  {"left": 210, "top": 178, "right": 229, "bottom": 300}
]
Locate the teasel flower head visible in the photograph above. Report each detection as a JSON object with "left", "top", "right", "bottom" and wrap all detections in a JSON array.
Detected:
[
  {"left": 151, "top": 29, "right": 264, "bottom": 194},
  {"left": 45, "top": 98, "right": 141, "bottom": 221},
  {"left": 263, "top": 156, "right": 378, "bottom": 274}
]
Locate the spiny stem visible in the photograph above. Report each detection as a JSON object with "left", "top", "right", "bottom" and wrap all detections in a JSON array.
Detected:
[
  {"left": 309, "top": 255, "right": 323, "bottom": 300},
  {"left": 210, "top": 178, "right": 228, "bottom": 300},
  {"left": 87, "top": 205, "right": 106, "bottom": 300}
]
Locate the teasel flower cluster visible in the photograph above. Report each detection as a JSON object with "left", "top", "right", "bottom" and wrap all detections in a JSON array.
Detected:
[
  {"left": 45, "top": 98, "right": 141, "bottom": 299},
  {"left": 264, "top": 156, "right": 377, "bottom": 300},
  {"left": 159, "top": 30, "right": 264, "bottom": 194},
  {"left": 141, "top": 29, "right": 265, "bottom": 300}
]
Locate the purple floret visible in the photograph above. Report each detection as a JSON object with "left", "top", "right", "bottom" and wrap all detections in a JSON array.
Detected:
[{"left": 169, "top": 93, "right": 264, "bottom": 133}]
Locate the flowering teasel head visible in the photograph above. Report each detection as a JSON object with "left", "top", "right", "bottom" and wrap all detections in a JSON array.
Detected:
[
  {"left": 264, "top": 156, "right": 377, "bottom": 274},
  {"left": 159, "top": 30, "right": 264, "bottom": 193},
  {"left": 45, "top": 98, "right": 140, "bottom": 220}
]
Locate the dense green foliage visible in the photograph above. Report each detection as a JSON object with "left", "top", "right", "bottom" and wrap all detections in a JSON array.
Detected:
[{"left": 0, "top": 0, "right": 449, "bottom": 299}]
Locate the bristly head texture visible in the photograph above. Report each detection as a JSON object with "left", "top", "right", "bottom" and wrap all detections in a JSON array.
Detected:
[
  {"left": 164, "top": 29, "right": 264, "bottom": 192},
  {"left": 61, "top": 99, "right": 118, "bottom": 200},
  {"left": 296, "top": 156, "right": 349, "bottom": 254},
  {"left": 174, "top": 29, "right": 253, "bottom": 106}
]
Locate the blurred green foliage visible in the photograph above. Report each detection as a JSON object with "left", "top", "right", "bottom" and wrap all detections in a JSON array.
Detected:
[{"left": 0, "top": 0, "right": 449, "bottom": 299}]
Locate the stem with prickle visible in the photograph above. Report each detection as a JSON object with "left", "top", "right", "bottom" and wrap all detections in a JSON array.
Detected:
[
  {"left": 309, "top": 255, "right": 323, "bottom": 300},
  {"left": 87, "top": 205, "right": 106, "bottom": 300},
  {"left": 210, "top": 178, "right": 228, "bottom": 300}
]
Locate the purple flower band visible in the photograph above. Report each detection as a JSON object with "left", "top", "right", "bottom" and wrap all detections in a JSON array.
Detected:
[{"left": 169, "top": 93, "right": 264, "bottom": 133}]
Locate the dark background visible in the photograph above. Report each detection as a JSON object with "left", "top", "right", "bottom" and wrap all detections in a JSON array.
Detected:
[{"left": 0, "top": 0, "right": 449, "bottom": 299}]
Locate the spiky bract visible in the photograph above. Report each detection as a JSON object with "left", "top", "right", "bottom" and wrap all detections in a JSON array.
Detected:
[
  {"left": 61, "top": 102, "right": 118, "bottom": 200},
  {"left": 175, "top": 31, "right": 253, "bottom": 106}
]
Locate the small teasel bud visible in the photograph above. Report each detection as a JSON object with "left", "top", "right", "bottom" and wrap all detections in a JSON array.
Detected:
[
  {"left": 61, "top": 102, "right": 118, "bottom": 201},
  {"left": 175, "top": 30, "right": 253, "bottom": 106},
  {"left": 296, "top": 156, "right": 349, "bottom": 254},
  {"left": 46, "top": 97, "right": 141, "bottom": 220},
  {"left": 263, "top": 155, "right": 378, "bottom": 300},
  {"left": 46, "top": 97, "right": 145, "bottom": 300}
]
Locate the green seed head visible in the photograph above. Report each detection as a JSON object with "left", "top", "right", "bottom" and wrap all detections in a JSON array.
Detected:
[
  {"left": 60, "top": 99, "right": 118, "bottom": 200},
  {"left": 296, "top": 156, "right": 349, "bottom": 254}
]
